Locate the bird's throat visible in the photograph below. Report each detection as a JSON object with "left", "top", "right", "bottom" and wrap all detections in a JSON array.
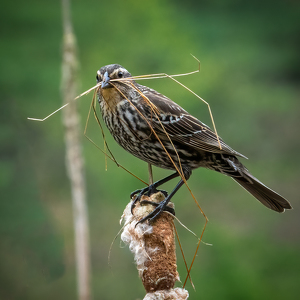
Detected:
[{"left": 100, "top": 87, "right": 124, "bottom": 111}]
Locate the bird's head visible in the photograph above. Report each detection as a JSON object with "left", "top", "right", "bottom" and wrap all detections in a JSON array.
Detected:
[{"left": 96, "top": 64, "right": 132, "bottom": 90}]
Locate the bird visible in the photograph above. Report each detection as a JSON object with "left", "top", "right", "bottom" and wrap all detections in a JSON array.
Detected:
[{"left": 96, "top": 63, "right": 292, "bottom": 223}]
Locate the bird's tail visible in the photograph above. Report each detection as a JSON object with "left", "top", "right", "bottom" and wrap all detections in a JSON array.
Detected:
[
  {"left": 233, "top": 173, "right": 292, "bottom": 213},
  {"left": 207, "top": 153, "right": 292, "bottom": 212}
]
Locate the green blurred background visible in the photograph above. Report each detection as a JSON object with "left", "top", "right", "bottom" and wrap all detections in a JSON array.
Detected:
[{"left": 1, "top": 0, "right": 299, "bottom": 299}]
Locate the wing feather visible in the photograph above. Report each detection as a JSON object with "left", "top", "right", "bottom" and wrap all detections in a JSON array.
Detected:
[{"left": 137, "top": 84, "right": 246, "bottom": 158}]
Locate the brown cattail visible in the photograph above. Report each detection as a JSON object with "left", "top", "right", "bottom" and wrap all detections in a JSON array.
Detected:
[{"left": 120, "top": 192, "right": 189, "bottom": 300}]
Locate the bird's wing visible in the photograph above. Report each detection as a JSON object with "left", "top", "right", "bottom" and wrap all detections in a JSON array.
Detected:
[{"left": 137, "top": 84, "right": 246, "bottom": 158}]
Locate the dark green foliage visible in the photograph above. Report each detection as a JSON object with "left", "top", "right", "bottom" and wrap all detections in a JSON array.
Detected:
[{"left": 0, "top": 0, "right": 299, "bottom": 299}]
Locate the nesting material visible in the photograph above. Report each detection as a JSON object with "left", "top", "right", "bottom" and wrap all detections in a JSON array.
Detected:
[{"left": 120, "top": 192, "right": 189, "bottom": 300}]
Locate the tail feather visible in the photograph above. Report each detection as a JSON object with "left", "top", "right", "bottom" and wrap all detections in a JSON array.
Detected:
[
  {"left": 233, "top": 174, "right": 292, "bottom": 212},
  {"left": 210, "top": 153, "right": 292, "bottom": 212}
]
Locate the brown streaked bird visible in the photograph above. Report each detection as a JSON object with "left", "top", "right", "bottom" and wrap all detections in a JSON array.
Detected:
[{"left": 96, "top": 64, "right": 292, "bottom": 223}]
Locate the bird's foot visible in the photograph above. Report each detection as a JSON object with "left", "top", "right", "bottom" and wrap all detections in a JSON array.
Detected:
[
  {"left": 130, "top": 186, "right": 168, "bottom": 214},
  {"left": 136, "top": 198, "right": 174, "bottom": 225},
  {"left": 140, "top": 199, "right": 175, "bottom": 215}
]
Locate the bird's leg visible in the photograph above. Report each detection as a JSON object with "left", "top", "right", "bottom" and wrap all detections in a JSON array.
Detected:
[
  {"left": 130, "top": 172, "right": 180, "bottom": 213},
  {"left": 136, "top": 168, "right": 192, "bottom": 224},
  {"left": 137, "top": 183, "right": 184, "bottom": 223},
  {"left": 148, "top": 163, "right": 153, "bottom": 185}
]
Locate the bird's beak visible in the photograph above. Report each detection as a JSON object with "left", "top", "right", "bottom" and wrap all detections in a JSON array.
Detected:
[{"left": 101, "top": 71, "right": 111, "bottom": 89}]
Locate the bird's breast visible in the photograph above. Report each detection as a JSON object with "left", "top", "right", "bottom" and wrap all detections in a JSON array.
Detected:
[{"left": 98, "top": 93, "right": 205, "bottom": 170}]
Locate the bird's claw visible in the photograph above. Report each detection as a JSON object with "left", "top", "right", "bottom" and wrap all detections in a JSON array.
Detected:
[
  {"left": 136, "top": 200, "right": 175, "bottom": 226},
  {"left": 140, "top": 199, "right": 175, "bottom": 215},
  {"left": 130, "top": 188, "right": 168, "bottom": 199},
  {"left": 130, "top": 186, "right": 168, "bottom": 214},
  {"left": 130, "top": 187, "right": 149, "bottom": 214},
  {"left": 130, "top": 189, "right": 144, "bottom": 199}
]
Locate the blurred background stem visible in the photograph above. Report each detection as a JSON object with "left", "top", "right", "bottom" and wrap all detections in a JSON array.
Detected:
[{"left": 61, "top": 0, "right": 90, "bottom": 299}]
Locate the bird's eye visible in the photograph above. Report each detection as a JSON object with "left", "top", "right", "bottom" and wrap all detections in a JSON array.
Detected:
[
  {"left": 96, "top": 74, "right": 101, "bottom": 82},
  {"left": 117, "top": 71, "right": 123, "bottom": 78}
]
